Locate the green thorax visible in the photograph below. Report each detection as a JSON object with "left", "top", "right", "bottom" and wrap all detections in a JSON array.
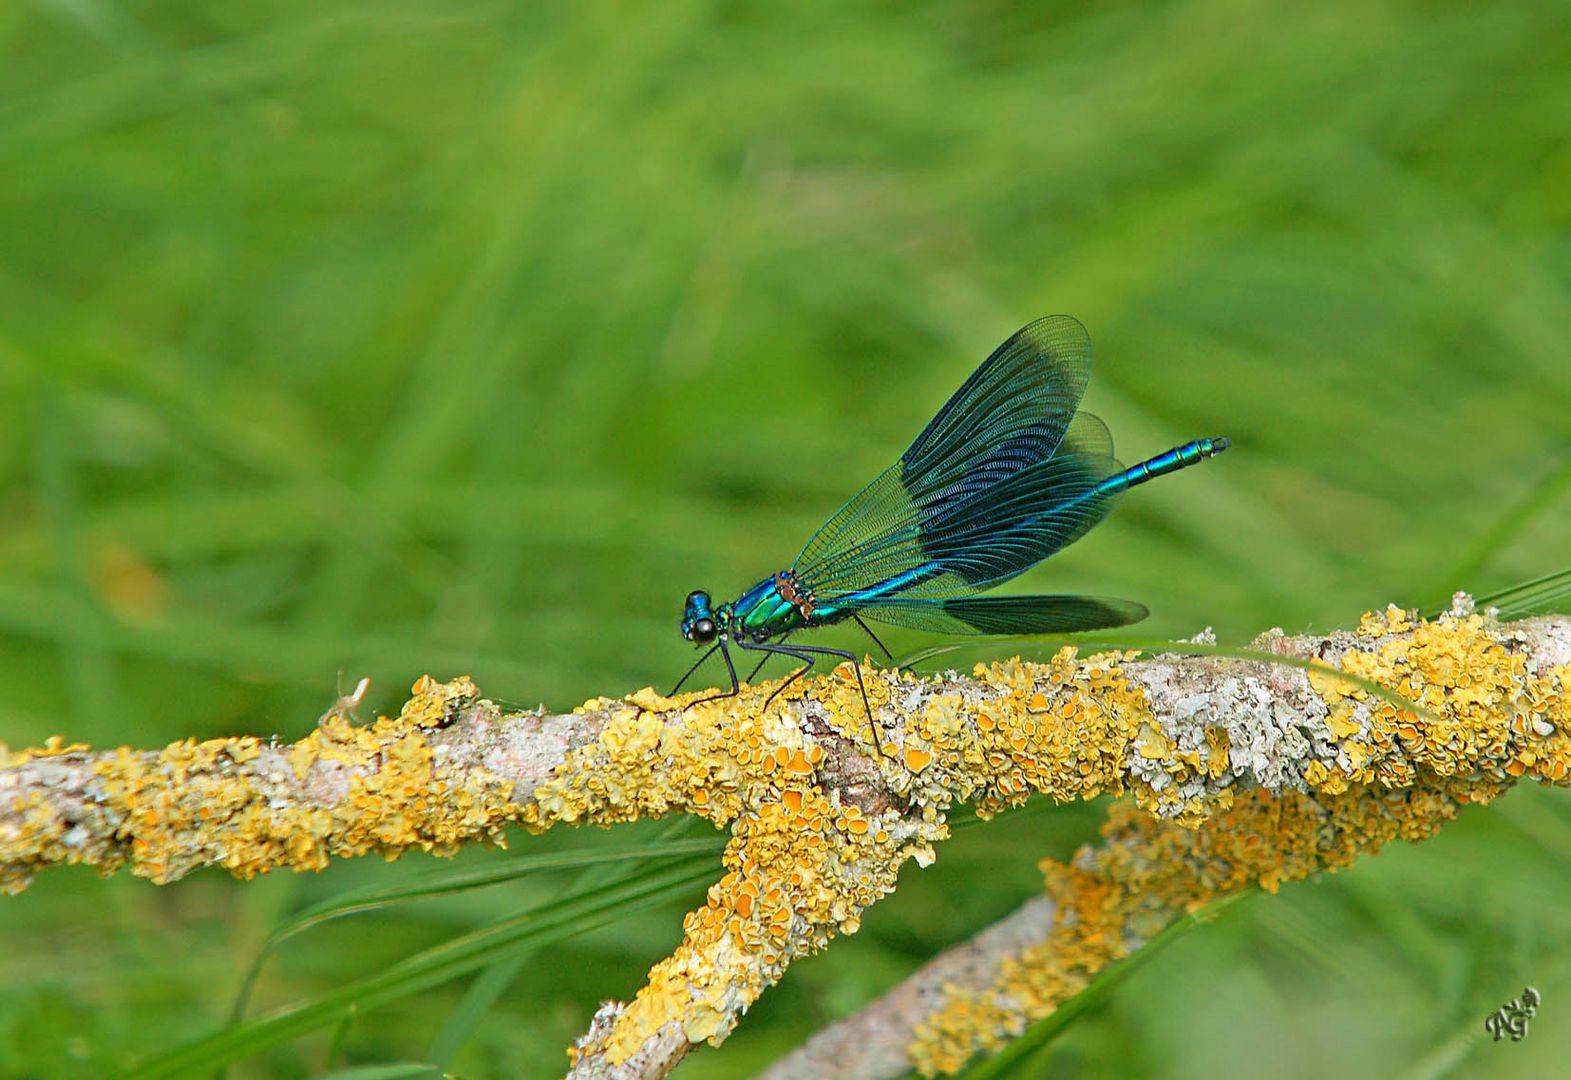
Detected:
[{"left": 727, "top": 571, "right": 821, "bottom": 639}]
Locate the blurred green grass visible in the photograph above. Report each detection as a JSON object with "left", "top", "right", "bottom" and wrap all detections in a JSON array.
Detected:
[{"left": 0, "top": 0, "right": 1568, "bottom": 1076}]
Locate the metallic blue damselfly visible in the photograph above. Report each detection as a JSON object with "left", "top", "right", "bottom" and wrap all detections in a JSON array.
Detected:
[{"left": 673, "top": 316, "right": 1229, "bottom": 743}]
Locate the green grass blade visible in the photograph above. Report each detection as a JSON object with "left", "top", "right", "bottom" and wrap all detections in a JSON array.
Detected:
[
  {"left": 1469, "top": 567, "right": 1571, "bottom": 621},
  {"left": 324, "top": 1008, "right": 359, "bottom": 1075},
  {"left": 425, "top": 819, "right": 708, "bottom": 1065},
  {"left": 131, "top": 858, "right": 715, "bottom": 1078},
  {"left": 1431, "top": 455, "right": 1571, "bottom": 598},
  {"left": 426, "top": 958, "right": 523, "bottom": 1068},
  {"left": 263, "top": 838, "right": 723, "bottom": 946},
  {"left": 227, "top": 837, "right": 724, "bottom": 1024},
  {"left": 313, "top": 1066, "right": 446, "bottom": 1080}
]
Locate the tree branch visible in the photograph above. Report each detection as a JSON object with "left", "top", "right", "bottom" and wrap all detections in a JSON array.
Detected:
[{"left": 2, "top": 598, "right": 1568, "bottom": 1079}]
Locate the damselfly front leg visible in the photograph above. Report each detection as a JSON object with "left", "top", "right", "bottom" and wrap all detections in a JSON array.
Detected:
[
  {"left": 736, "top": 638, "right": 890, "bottom": 757},
  {"left": 669, "top": 639, "right": 743, "bottom": 709},
  {"left": 743, "top": 632, "right": 793, "bottom": 684}
]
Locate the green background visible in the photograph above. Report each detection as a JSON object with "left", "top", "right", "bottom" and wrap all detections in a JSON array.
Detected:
[{"left": 2, "top": 1, "right": 1569, "bottom": 1076}]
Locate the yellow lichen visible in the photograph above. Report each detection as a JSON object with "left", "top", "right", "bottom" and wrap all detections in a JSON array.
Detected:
[
  {"left": 908, "top": 781, "right": 1462, "bottom": 1075},
  {"left": 6, "top": 605, "right": 1568, "bottom": 1072},
  {"left": 2, "top": 676, "right": 518, "bottom": 893},
  {"left": 554, "top": 644, "right": 1175, "bottom": 1063},
  {"left": 905, "top": 607, "right": 1571, "bottom": 1074}
]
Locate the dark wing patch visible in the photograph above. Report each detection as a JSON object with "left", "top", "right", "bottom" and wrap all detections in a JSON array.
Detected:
[
  {"left": 794, "top": 316, "right": 1094, "bottom": 596},
  {"left": 796, "top": 411, "right": 1125, "bottom": 600},
  {"left": 858, "top": 594, "right": 1149, "bottom": 635}
]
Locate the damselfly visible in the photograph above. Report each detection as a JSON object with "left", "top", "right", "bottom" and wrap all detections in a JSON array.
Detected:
[{"left": 673, "top": 316, "right": 1228, "bottom": 741}]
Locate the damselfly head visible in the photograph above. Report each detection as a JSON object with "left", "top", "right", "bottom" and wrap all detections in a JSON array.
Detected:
[{"left": 681, "top": 590, "right": 718, "bottom": 645}]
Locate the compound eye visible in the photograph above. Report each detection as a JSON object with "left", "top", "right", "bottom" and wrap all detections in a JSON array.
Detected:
[
  {"left": 686, "top": 590, "right": 708, "bottom": 607},
  {"left": 691, "top": 617, "right": 717, "bottom": 644}
]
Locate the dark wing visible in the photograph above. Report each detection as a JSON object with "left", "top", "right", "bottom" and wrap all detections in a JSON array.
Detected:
[
  {"left": 795, "top": 316, "right": 1092, "bottom": 587},
  {"left": 795, "top": 408, "right": 1127, "bottom": 600},
  {"left": 899, "top": 315, "right": 1092, "bottom": 497},
  {"left": 857, "top": 594, "right": 1148, "bottom": 635}
]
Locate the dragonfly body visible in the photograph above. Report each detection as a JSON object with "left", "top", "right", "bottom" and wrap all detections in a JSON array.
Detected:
[{"left": 672, "top": 316, "right": 1230, "bottom": 744}]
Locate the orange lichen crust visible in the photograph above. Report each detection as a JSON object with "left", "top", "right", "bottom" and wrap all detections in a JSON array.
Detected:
[
  {"left": 1126, "top": 603, "right": 1570, "bottom": 819},
  {"left": 906, "top": 783, "right": 1463, "bottom": 1074},
  {"left": 559, "top": 648, "right": 1168, "bottom": 1068},
  {"left": 3, "top": 603, "right": 1567, "bottom": 1075},
  {"left": 905, "top": 602, "right": 1571, "bottom": 1075},
  {"left": 0, "top": 676, "right": 520, "bottom": 893},
  {"left": 547, "top": 679, "right": 934, "bottom": 1068}
]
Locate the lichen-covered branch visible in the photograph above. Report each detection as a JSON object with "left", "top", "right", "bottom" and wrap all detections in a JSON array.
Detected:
[
  {"left": 762, "top": 601, "right": 1571, "bottom": 1078},
  {"left": 757, "top": 894, "right": 1061, "bottom": 1080},
  {"left": 762, "top": 784, "right": 1463, "bottom": 1079},
  {"left": 2, "top": 599, "right": 1569, "bottom": 1079}
]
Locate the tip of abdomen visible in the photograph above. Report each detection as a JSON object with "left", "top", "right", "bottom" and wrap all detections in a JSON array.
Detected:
[{"left": 1207, "top": 436, "right": 1231, "bottom": 456}]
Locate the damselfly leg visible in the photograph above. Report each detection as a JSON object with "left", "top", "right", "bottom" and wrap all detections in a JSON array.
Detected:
[
  {"left": 669, "top": 641, "right": 743, "bottom": 710},
  {"left": 736, "top": 638, "right": 889, "bottom": 757},
  {"left": 743, "top": 633, "right": 792, "bottom": 684},
  {"left": 851, "top": 615, "right": 894, "bottom": 660},
  {"left": 668, "top": 643, "right": 720, "bottom": 698}
]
